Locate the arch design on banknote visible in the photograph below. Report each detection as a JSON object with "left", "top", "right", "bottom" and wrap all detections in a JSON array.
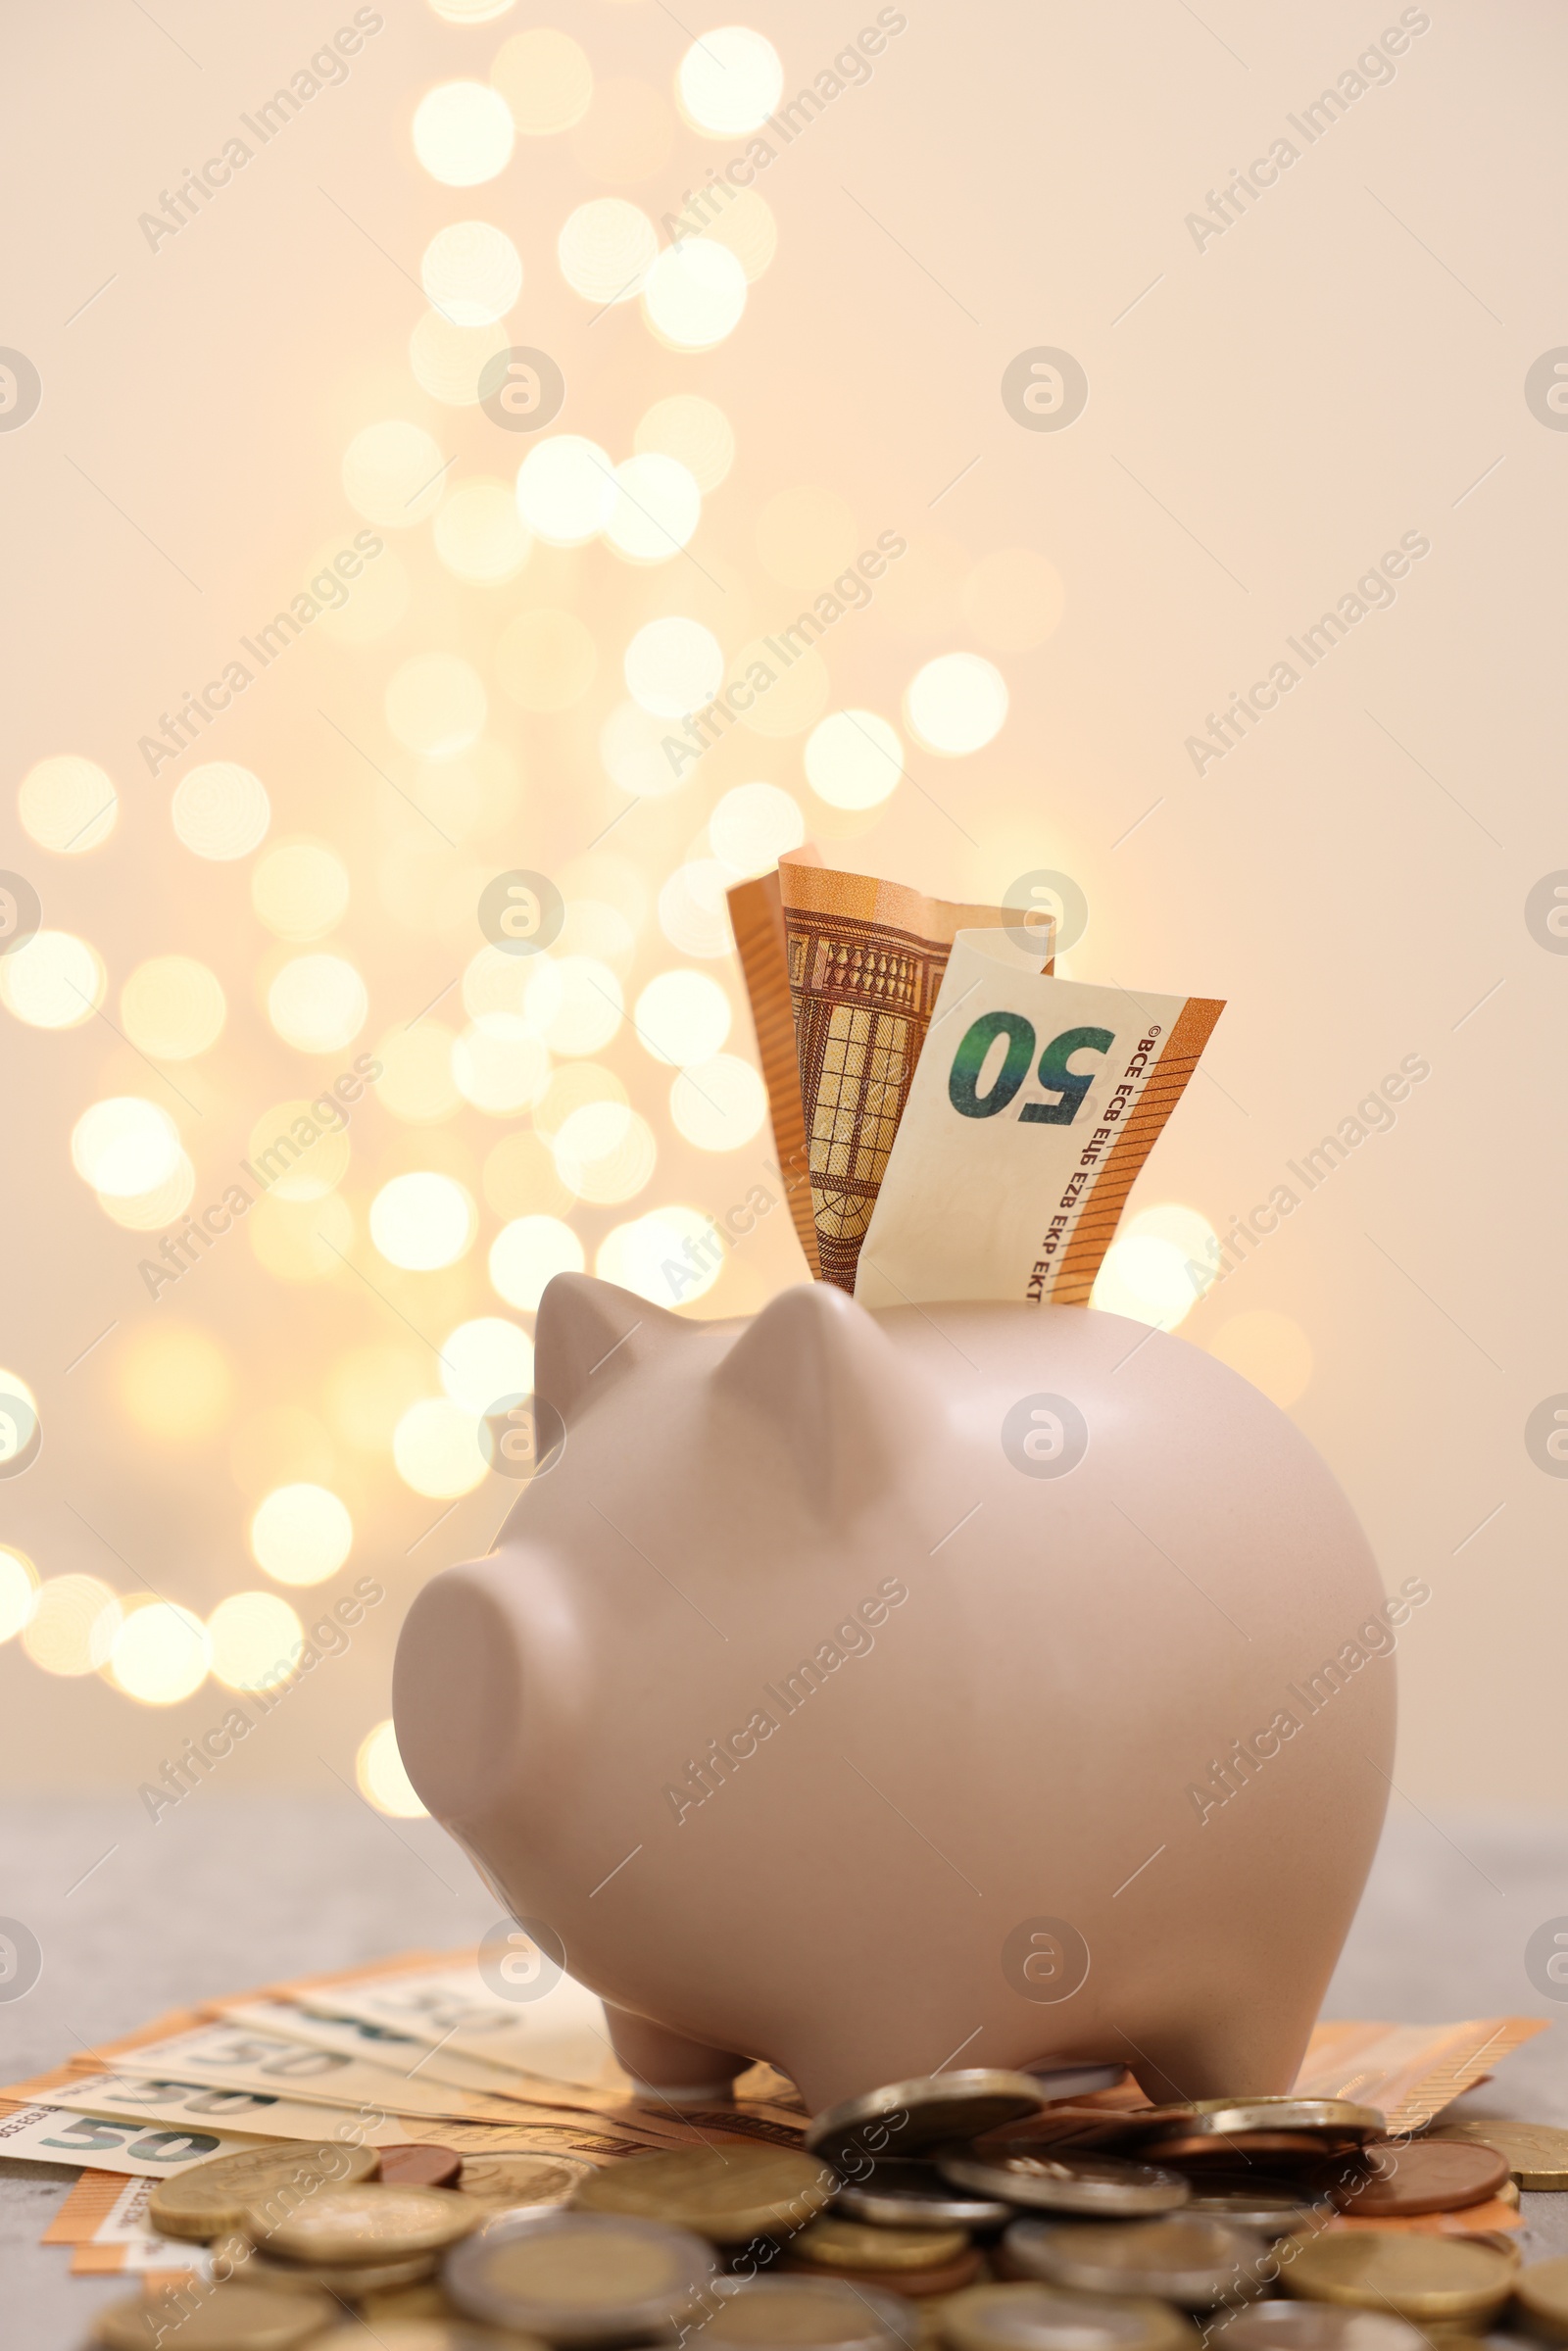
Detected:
[{"left": 785, "top": 908, "right": 955, "bottom": 1293}]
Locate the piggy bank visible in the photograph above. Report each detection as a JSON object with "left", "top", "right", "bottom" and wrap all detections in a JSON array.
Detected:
[{"left": 393, "top": 1274, "right": 1395, "bottom": 2115}]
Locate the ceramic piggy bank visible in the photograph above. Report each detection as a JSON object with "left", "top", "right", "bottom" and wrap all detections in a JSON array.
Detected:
[{"left": 393, "top": 1273, "right": 1396, "bottom": 2115}]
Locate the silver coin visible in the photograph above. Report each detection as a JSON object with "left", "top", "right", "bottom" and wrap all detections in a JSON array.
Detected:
[
  {"left": 940, "top": 2146, "right": 1192, "bottom": 2217},
  {"left": 1181, "top": 2179, "right": 1333, "bottom": 2234},
  {"left": 806, "top": 2070, "right": 1048, "bottom": 2169},
  {"left": 1004, "top": 2216, "right": 1268, "bottom": 2306},
  {"left": 833, "top": 2157, "right": 1012, "bottom": 2229},
  {"left": 443, "top": 2209, "right": 716, "bottom": 2343},
  {"left": 1208, "top": 2306, "right": 1429, "bottom": 2351},
  {"left": 707, "top": 2275, "right": 917, "bottom": 2351}
]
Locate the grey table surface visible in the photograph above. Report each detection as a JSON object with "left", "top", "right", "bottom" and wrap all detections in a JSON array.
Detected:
[{"left": 5, "top": 1796, "right": 1568, "bottom": 2349}]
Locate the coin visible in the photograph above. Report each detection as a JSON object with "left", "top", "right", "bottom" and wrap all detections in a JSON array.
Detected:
[
  {"left": 1331, "top": 2141, "right": 1508, "bottom": 2218},
  {"left": 1511, "top": 2255, "right": 1568, "bottom": 2339},
  {"left": 92, "top": 2283, "right": 338, "bottom": 2350},
  {"left": 1180, "top": 2180, "right": 1332, "bottom": 2234},
  {"left": 458, "top": 2153, "right": 594, "bottom": 2212},
  {"left": 380, "top": 2145, "right": 464, "bottom": 2189},
  {"left": 706, "top": 2275, "right": 916, "bottom": 2349},
  {"left": 575, "top": 2146, "right": 836, "bottom": 2243},
  {"left": 806, "top": 2072, "right": 1049, "bottom": 2168},
  {"left": 359, "top": 2284, "right": 458, "bottom": 2324},
  {"left": 834, "top": 2157, "right": 1012, "bottom": 2229},
  {"left": 1003, "top": 2217, "right": 1268, "bottom": 2305},
  {"left": 312, "top": 2329, "right": 526, "bottom": 2351},
  {"left": 1427, "top": 2119, "right": 1568, "bottom": 2190},
  {"left": 1278, "top": 2231, "right": 1515, "bottom": 2323},
  {"left": 443, "top": 2210, "right": 718, "bottom": 2342},
  {"left": 997, "top": 2110, "right": 1148, "bottom": 2152},
  {"left": 1208, "top": 2304, "right": 1429, "bottom": 2351},
  {"left": 938, "top": 2283, "right": 1197, "bottom": 2351},
  {"left": 1142, "top": 2134, "right": 1354, "bottom": 2169},
  {"left": 1132, "top": 2102, "right": 1383, "bottom": 2145},
  {"left": 147, "top": 2139, "right": 380, "bottom": 2242},
  {"left": 786, "top": 2249, "right": 982, "bottom": 2298},
  {"left": 792, "top": 2215, "right": 971, "bottom": 2273},
  {"left": 939, "top": 2147, "right": 1192, "bottom": 2218},
  {"left": 249, "top": 2247, "right": 441, "bottom": 2295},
  {"left": 252, "top": 2182, "right": 479, "bottom": 2265}
]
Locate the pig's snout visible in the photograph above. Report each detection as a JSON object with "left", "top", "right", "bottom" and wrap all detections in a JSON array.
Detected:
[{"left": 393, "top": 1559, "right": 524, "bottom": 1827}]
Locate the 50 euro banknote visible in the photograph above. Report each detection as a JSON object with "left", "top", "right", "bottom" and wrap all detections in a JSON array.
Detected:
[
  {"left": 728, "top": 856, "right": 1031, "bottom": 1291},
  {"left": 855, "top": 929, "right": 1224, "bottom": 1310},
  {"left": 728, "top": 857, "right": 1225, "bottom": 1308}
]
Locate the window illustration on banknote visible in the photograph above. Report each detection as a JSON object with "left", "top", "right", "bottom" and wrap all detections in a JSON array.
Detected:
[{"left": 785, "top": 914, "right": 946, "bottom": 1294}]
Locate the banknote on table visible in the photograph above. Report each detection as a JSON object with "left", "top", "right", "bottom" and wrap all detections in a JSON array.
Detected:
[
  {"left": 11, "top": 2022, "right": 789, "bottom": 2162},
  {"left": 728, "top": 857, "right": 1030, "bottom": 1291},
  {"left": 87, "top": 2015, "right": 633, "bottom": 2131},
  {"left": 226, "top": 1951, "right": 809, "bottom": 2132},
  {"left": 855, "top": 928, "right": 1224, "bottom": 1309},
  {"left": 227, "top": 1991, "right": 810, "bottom": 2144},
  {"left": 0, "top": 2099, "right": 272, "bottom": 2179},
  {"left": 44, "top": 2173, "right": 210, "bottom": 2278},
  {"left": 21, "top": 2067, "right": 695, "bottom": 2158},
  {"left": 266, "top": 1951, "right": 612, "bottom": 2088},
  {"left": 212, "top": 1996, "right": 607, "bottom": 2105},
  {"left": 1030, "top": 2016, "right": 1547, "bottom": 2144},
  {"left": 1292, "top": 2015, "right": 1546, "bottom": 2133}
]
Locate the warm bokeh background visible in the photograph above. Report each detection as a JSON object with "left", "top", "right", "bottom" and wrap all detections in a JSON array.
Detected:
[{"left": 2, "top": 0, "right": 1562, "bottom": 1810}]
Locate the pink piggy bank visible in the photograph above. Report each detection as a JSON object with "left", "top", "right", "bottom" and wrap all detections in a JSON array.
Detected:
[{"left": 393, "top": 1273, "right": 1396, "bottom": 2115}]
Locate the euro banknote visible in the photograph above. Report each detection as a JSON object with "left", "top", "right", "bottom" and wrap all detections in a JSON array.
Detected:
[
  {"left": 279, "top": 1954, "right": 611, "bottom": 2088},
  {"left": 214, "top": 1997, "right": 597, "bottom": 2104},
  {"left": 729, "top": 857, "right": 1032, "bottom": 1291},
  {"left": 27, "top": 2067, "right": 698, "bottom": 2157},
  {"left": 0, "top": 2098, "right": 271, "bottom": 2179},
  {"left": 45, "top": 2172, "right": 214, "bottom": 2278},
  {"left": 856, "top": 929, "right": 1224, "bottom": 1309}
]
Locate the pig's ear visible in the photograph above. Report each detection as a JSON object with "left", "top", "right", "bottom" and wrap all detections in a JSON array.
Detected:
[
  {"left": 535, "top": 1272, "right": 695, "bottom": 1424},
  {"left": 720, "top": 1282, "right": 938, "bottom": 1519}
]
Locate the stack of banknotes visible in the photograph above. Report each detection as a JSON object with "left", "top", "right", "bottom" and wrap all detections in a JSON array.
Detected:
[
  {"left": 0, "top": 1945, "right": 1544, "bottom": 2295},
  {"left": 728, "top": 855, "right": 1225, "bottom": 1305}
]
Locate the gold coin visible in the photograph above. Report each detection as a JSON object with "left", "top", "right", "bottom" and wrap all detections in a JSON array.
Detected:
[
  {"left": 1512, "top": 2257, "right": 1568, "bottom": 2340},
  {"left": 147, "top": 2139, "right": 380, "bottom": 2242},
  {"left": 249, "top": 2181, "right": 478, "bottom": 2264},
  {"left": 1279, "top": 2231, "right": 1515, "bottom": 2323},
  {"left": 1142, "top": 2101, "right": 1384, "bottom": 2144},
  {"left": 312, "top": 2327, "right": 530, "bottom": 2350},
  {"left": 939, "top": 2282, "right": 1196, "bottom": 2351},
  {"left": 1208, "top": 2307, "right": 1429, "bottom": 2351},
  {"left": 793, "top": 2215, "right": 971, "bottom": 2274},
  {"left": 359, "top": 2283, "right": 460, "bottom": 2325},
  {"left": 575, "top": 2146, "right": 836, "bottom": 2243},
  {"left": 92, "top": 2282, "right": 337, "bottom": 2350},
  {"left": 1427, "top": 2119, "right": 1568, "bottom": 2191},
  {"left": 806, "top": 2071, "right": 1049, "bottom": 2168},
  {"left": 458, "top": 2153, "right": 595, "bottom": 2211},
  {"left": 248, "top": 2246, "right": 440, "bottom": 2295}
]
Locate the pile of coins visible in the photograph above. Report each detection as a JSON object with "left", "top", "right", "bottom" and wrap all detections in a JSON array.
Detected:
[
  {"left": 87, "top": 2079, "right": 1568, "bottom": 2351},
  {"left": 88, "top": 2141, "right": 591, "bottom": 2349}
]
